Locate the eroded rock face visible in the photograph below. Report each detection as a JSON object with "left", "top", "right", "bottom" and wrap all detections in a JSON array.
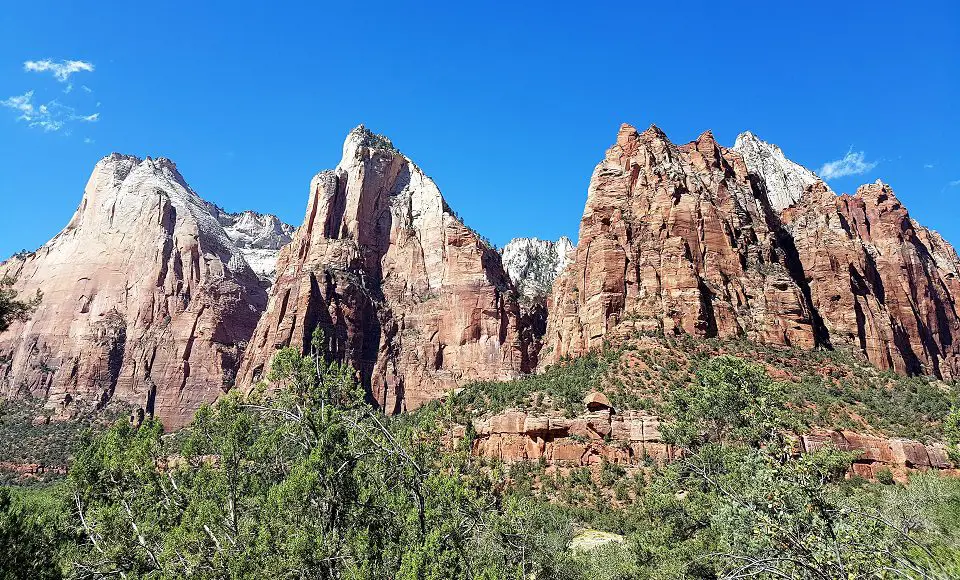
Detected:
[
  {"left": 205, "top": 203, "right": 295, "bottom": 283},
  {"left": 501, "top": 237, "right": 575, "bottom": 301},
  {"left": 544, "top": 124, "right": 819, "bottom": 364},
  {"left": 0, "top": 154, "right": 267, "bottom": 429},
  {"left": 783, "top": 181, "right": 960, "bottom": 378},
  {"left": 545, "top": 124, "right": 960, "bottom": 379},
  {"left": 237, "top": 126, "right": 534, "bottom": 412},
  {"left": 472, "top": 408, "right": 956, "bottom": 478}
]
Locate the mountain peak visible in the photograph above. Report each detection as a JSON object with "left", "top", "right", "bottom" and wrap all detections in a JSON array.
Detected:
[
  {"left": 344, "top": 124, "right": 399, "bottom": 154},
  {"left": 731, "top": 131, "right": 818, "bottom": 213}
]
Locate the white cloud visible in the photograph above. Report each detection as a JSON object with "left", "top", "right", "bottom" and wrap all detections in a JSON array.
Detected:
[
  {"left": 924, "top": 163, "right": 935, "bottom": 169},
  {"left": 83, "top": 137, "right": 94, "bottom": 144},
  {"left": 818, "top": 148, "right": 879, "bottom": 180},
  {"left": 1, "top": 91, "right": 36, "bottom": 118},
  {"left": 950, "top": 179, "right": 960, "bottom": 187},
  {"left": 1, "top": 90, "right": 99, "bottom": 133},
  {"left": 24, "top": 59, "right": 94, "bottom": 82}
]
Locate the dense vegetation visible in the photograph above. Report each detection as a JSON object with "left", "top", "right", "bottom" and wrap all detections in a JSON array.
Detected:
[{"left": 2, "top": 328, "right": 960, "bottom": 579}]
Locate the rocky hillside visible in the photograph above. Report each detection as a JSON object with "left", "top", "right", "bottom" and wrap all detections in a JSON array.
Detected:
[
  {"left": 237, "top": 126, "right": 536, "bottom": 413},
  {"left": 0, "top": 154, "right": 268, "bottom": 429},
  {"left": 545, "top": 124, "right": 960, "bottom": 380},
  {"left": 204, "top": 203, "right": 295, "bottom": 283},
  {"left": 501, "top": 237, "right": 574, "bottom": 301}
]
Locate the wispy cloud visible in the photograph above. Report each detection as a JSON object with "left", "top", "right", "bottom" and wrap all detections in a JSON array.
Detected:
[
  {"left": 949, "top": 179, "right": 960, "bottom": 188},
  {"left": 924, "top": 163, "right": 935, "bottom": 169},
  {"left": 818, "top": 148, "right": 879, "bottom": 180},
  {"left": 1, "top": 90, "right": 99, "bottom": 133},
  {"left": 3, "top": 58, "right": 100, "bottom": 136},
  {"left": 24, "top": 59, "right": 94, "bottom": 82}
]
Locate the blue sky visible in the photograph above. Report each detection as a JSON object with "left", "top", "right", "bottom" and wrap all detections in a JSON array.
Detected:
[{"left": 0, "top": 2, "right": 957, "bottom": 259}]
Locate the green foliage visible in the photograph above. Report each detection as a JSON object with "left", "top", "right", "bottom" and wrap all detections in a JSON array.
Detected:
[
  {"left": 945, "top": 406, "right": 960, "bottom": 462},
  {"left": 0, "top": 483, "right": 75, "bottom": 579},
  {"left": 0, "top": 275, "right": 40, "bottom": 332},
  {"left": 0, "top": 398, "right": 128, "bottom": 481},
  {"left": 453, "top": 350, "right": 616, "bottom": 417},
  {"left": 662, "top": 355, "right": 798, "bottom": 450}
]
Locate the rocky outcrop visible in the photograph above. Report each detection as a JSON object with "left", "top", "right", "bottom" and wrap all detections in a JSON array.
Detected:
[
  {"left": 472, "top": 409, "right": 675, "bottom": 466},
  {"left": 501, "top": 237, "right": 575, "bottom": 301},
  {"left": 237, "top": 126, "right": 534, "bottom": 413},
  {"left": 545, "top": 124, "right": 960, "bottom": 379},
  {"left": 204, "top": 203, "right": 295, "bottom": 283},
  {"left": 544, "top": 124, "right": 819, "bottom": 364},
  {"left": 472, "top": 408, "right": 956, "bottom": 478},
  {"left": 0, "top": 154, "right": 267, "bottom": 429},
  {"left": 732, "top": 131, "right": 817, "bottom": 213},
  {"left": 783, "top": 181, "right": 960, "bottom": 378}
]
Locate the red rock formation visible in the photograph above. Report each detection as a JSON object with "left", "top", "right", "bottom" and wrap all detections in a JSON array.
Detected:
[
  {"left": 237, "top": 127, "right": 533, "bottom": 412},
  {"left": 472, "top": 408, "right": 956, "bottom": 478},
  {"left": 783, "top": 181, "right": 960, "bottom": 378},
  {"left": 545, "top": 124, "right": 818, "bottom": 363},
  {"left": 0, "top": 154, "right": 267, "bottom": 429},
  {"left": 546, "top": 123, "right": 960, "bottom": 379}
]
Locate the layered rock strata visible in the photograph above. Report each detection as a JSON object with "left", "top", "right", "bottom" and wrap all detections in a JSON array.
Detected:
[
  {"left": 471, "top": 408, "right": 956, "bottom": 478},
  {"left": 237, "top": 127, "right": 534, "bottom": 412}
]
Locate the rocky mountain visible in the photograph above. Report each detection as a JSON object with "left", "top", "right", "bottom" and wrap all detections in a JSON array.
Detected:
[
  {"left": 204, "top": 203, "right": 295, "bottom": 282},
  {"left": 501, "top": 237, "right": 575, "bottom": 301},
  {"left": 236, "top": 126, "right": 536, "bottom": 413},
  {"left": 0, "top": 154, "right": 268, "bottom": 429},
  {"left": 544, "top": 124, "right": 960, "bottom": 379}
]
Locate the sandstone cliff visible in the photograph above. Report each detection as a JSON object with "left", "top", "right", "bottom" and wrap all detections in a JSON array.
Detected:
[
  {"left": 545, "top": 124, "right": 819, "bottom": 363},
  {"left": 545, "top": 124, "right": 960, "bottom": 379},
  {"left": 783, "top": 181, "right": 960, "bottom": 378},
  {"left": 471, "top": 407, "right": 955, "bottom": 480},
  {"left": 237, "top": 126, "right": 534, "bottom": 412},
  {"left": 0, "top": 154, "right": 268, "bottom": 429}
]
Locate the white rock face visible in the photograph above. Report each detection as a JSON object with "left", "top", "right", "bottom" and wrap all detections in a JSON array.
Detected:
[
  {"left": 501, "top": 236, "right": 575, "bottom": 300},
  {"left": 205, "top": 203, "right": 295, "bottom": 282},
  {"left": 732, "top": 131, "right": 818, "bottom": 213},
  {"left": 0, "top": 153, "right": 267, "bottom": 429}
]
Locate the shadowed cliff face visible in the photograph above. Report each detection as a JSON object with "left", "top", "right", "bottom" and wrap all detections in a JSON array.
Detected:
[
  {"left": 0, "top": 154, "right": 268, "bottom": 429},
  {"left": 237, "top": 127, "right": 536, "bottom": 413},
  {"left": 545, "top": 123, "right": 960, "bottom": 380}
]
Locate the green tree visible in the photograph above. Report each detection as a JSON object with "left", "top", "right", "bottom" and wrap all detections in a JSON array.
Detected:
[
  {"left": 68, "top": 328, "right": 496, "bottom": 579},
  {"left": 0, "top": 276, "right": 40, "bottom": 332},
  {"left": 0, "top": 485, "right": 72, "bottom": 580},
  {"left": 662, "top": 355, "right": 796, "bottom": 451}
]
